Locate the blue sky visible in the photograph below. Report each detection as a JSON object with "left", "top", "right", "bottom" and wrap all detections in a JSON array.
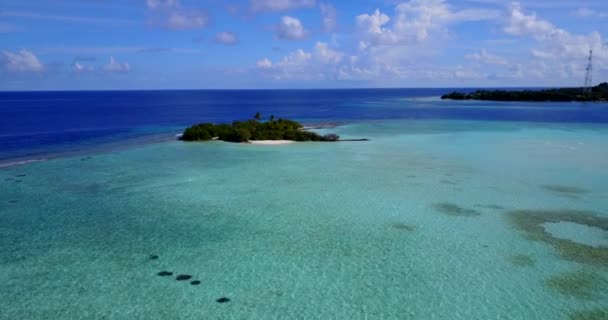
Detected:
[{"left": 1, "top": 0, "right": 607, "bottom": 90}]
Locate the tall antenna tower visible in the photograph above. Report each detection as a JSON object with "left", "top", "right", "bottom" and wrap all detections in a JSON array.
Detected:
[{"left": 583, "top": 49, "right": 593, "bottom": 94}]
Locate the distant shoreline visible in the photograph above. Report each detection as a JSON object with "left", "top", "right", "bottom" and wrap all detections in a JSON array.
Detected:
[{"left": 441, "top": 83, "right": 608, "bottom": 102}]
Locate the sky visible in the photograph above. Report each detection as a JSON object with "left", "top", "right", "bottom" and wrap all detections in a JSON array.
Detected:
[{"left": 1, "top": 0, "right": 607, "bottom": 90}]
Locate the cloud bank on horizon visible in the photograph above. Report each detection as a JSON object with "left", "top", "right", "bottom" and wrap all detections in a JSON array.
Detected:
[{"left": 0, "top": 0, "right": 607, "bottom": 90}]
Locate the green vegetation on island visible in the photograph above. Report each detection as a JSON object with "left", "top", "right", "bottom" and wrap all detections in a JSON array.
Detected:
[
  {"left": 181, "top": 114, "right": 341, "bottom": 143},
  {"left": 441, "top": 82, "right": 608, "bottom": 102}
]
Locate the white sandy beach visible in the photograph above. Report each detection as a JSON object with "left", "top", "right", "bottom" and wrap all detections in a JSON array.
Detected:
[{"left": 249, "top": 140, "right": 295, "bottom": 145}]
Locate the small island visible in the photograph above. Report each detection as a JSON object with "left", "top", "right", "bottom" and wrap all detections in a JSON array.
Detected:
[
  {"left": 441, "top": 82, "right": 608, "bottom": 102},
  {"left": 181, "top": 113, "right": 367, "bottom": 143}
]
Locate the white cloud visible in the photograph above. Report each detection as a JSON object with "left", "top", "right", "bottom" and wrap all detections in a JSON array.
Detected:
[
  {"left": 574, "top": 8, "right": 594, "bottom": 17},
  {"left": 256, "top": 42, "right": 490, "bottom": 83},
  {"left": 314, "top": 42, "right": 343, "bottom": 64},
  {"left": 214, "top": 32, "right": 239, "bottom": 45},
  {"left": 356, "top": 10, "right": 396, "bottom": 45},
  {"left": 348, "top": 0, "right": 500, "bottom": 82},
  {"left": 573, "top": 8, "right": 607, "bottom": 18},
  {"left": 256, "top": 58, "right": 273, "bottom": 69},
  {"left": 2, "top": 49, "right": 44, "bottom": 72},
  {"left": 261, "top": 49, "right": 314, "bottom": 79},
  {"left": 465, "top": 49, "right": 507, "bottom": 65},
  {"left": 504, "top": 3, "right": 607, "bottom": 61},
  {"left": 71, "top": 61, "right": 95, "bottom": 73},
  {"left": 103, "top": 56, "right": 130, "bottom": 73},
  {"left": 496, "top": 3, "right": 608, "bottom": 83},
  {"left": 146, "top": 0, "right": 207, "bottom": 30},
  {"left": 256, "top": 42, "right": 347, "bottom": 80},
  {"left": 251, "top": 0, "right": 315, "bottom": 12},
  {"left": 357, "top": 0, "right": 499, "bottom": 46},
  {"left": 503, "top": 3, "right": 555, "bottom": 38},
  {"left": 253, "top": 1, "right": 608, "bottom": 86},
  {"left": 256, "top": 48, "right": 312, "bottom": 78},
  {"left": 257, "top": 0, "right": 499, "bottom": 84},
  {"left": 277, "top": 49, "right": 312, "bottom": 67},
  {"left": 530, "top": 49, "right": 554, "bottom": 59},
  {"left": 275, "top": 16, "right": 308, "bottom": 40},
  {"left": 319, "top": 2, "right": 337, "bottom": 32},
  {"left": 166, "top": 10, "right": 207, "bottom": 30},
  {"left": 146, "top": 0, "right": 180, "bottom": 9}
]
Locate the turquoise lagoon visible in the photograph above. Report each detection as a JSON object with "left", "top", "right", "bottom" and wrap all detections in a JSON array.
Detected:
[{"left": 1, "top": 119, "right": 608, "bottom": 319}]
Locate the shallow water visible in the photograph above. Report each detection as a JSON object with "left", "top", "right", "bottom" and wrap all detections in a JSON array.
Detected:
[
  {"left": 543, "top": 222, "right": 608, "bottom": 248},
  {"left": 1, "top": 119, "right": 607, "bottom": 319}
]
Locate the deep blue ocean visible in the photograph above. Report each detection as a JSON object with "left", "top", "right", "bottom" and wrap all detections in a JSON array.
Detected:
[{"left": 1, "top": 89, "right": 607, "bottom": 163}]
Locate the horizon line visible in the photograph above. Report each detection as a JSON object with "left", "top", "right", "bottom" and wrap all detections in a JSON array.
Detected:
[{"left": 0, "top": 85, "right": 590, "bottom": 93}]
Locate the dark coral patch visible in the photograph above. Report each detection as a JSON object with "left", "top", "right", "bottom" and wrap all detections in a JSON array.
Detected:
[
  {"left": 176, "top": 274, "right": 192, "bottom": 281},
  {"left": 506, "top": 254, "right": 535, "bottom": 267},
  {"left": 216, "top": 297, "right": 231, "bottom": 303},
  {"left": 506, "top": 209, "right": 608, "bottom": 267},
  {"left": 433, "top": 202, "right": 480, "bottom": 217},
  {"left": 387, "top": 223, "right": 416, "bottom": 232},
  {"left": 569, "top": 309, "right": 608, "bottom": 320},
  {"left": 475, "top": 204, "right": 505, "bottom": 210},
  {"left": 546, "top": 269, "right": 607, "bottom": 299}
]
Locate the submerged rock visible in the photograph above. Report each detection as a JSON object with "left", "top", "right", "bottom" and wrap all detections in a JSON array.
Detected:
[
  {"left": 388, "top": 223, "right": 416, "bottom": 232},
  {"left": 433, "top": 202, "right": 480, "bottom": 217},
  {"left": 190, "top": 280, "right": 201, "bottom": 285},
  {"left": 542, "top": 185, "right": 588, "bottom": 196},
  {"left": 474, "top": 204, "right": 505, "bottom": 210},
  {"left": 337, "top": 138, "right": 370, "bottom": 142},
  {"left": 506, "top": 254, "right": 535, "bottom": 267},
  {"left": 176, "top": 274, "right": 192, "bottom": 281},
  {"left": 216, "top": 297, "right": 231, "bottom": 303},
  {"left": 157, "top": 271, "right": 173, "bottom": 276}
]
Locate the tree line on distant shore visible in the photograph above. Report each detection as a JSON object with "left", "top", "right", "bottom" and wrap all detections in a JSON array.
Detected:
[
  {"left": 442, "top": 82, "right": 608, "bottom": 102},
  {"left": 181, "top": 114, "right": 340, "bottom": 143}
]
